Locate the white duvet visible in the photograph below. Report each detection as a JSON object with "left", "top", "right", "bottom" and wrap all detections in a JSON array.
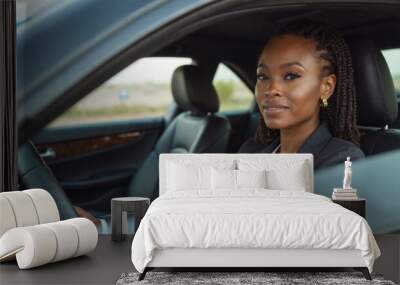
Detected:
[{"left": 131, "top": 190, "right": 380, "bottom": 273}]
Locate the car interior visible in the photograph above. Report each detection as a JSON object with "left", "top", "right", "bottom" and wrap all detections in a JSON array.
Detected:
[
  {"left": 2, "top": 1, "right": 399, "bottom": 284},
  {"left": 15, "top": 2, "right": 400, "bottom": 230}
]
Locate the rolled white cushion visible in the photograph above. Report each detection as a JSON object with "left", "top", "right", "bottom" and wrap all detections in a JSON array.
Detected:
[
  {"left": 0, "top": 196, "right": 17, "bottom": 237},
  {"left": 0, "top": 225, "right": 57, "bottom": 269},
  {"left": 23, "top": 189, "right": 59, "bottom": 224},
  {"left": 65, "top": 218, "right": 98, "bottom": 257},
  {"left": 0, "top": 189, "right": 60, "bottom": 238},
  {"left": 42, "top": 221, "right": 79, "bottom": 262},
  {"left": 0, "top": 218, "right": 98, "bottom": 269},
  {"left": 0, "top": 191, "right": 39, "bottom": 227}
]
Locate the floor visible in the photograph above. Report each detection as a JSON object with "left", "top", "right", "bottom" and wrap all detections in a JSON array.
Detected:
[
  {"left": 0, "top": 235, "right": 134, "bottom": 285},
  {"left": 374, "top": 234, "right": 400, "bottom": 284},
  {"left": 0, "top": 234, "right": 399, "bottom": 285}
]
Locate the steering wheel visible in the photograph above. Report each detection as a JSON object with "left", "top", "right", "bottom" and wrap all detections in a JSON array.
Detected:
[{"left": 18, "top": 141, "right": 78, "bottom": 220}]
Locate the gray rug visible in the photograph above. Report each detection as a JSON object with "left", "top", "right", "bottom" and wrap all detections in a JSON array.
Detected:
[{"left": 116, "top": 271, "right": 396, "bottom": 285}]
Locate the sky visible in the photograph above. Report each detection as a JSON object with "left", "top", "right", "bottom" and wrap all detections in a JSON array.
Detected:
[
  {"left": 108, "top": 58, "right": 192, "bottom": 85},
  {"left": 107, "top": 57, "right": 240, "bottom": 85}
]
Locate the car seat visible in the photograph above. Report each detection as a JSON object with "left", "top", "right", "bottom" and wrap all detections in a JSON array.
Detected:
[
  {"left": 124, "top": 65, "right": 232, "bottom": 201},
  {"left": 348, "top": 37, "right": 400, "bottom": 155}
]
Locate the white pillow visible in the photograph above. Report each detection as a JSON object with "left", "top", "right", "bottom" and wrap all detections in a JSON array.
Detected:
[
  {"left": 237, "top": 169, "right": 267, "bottom": 188},
  {"left": 237, "top": 158, "right": 309, "bottom": 192},
  {"left": 211, "top": 168, "right": 267, "bottom": 190},
  {"left": 166, "top": 162, "right": 211, "bottom": 191},
  {"left": 166, "top": 159, "right": 236, "bottom": 192},
  {"left": 267, "top": 167, "right": 307, "bottom": 191},
  {"left": 211, "top": 168, "right": 236, "bottom": 190}
]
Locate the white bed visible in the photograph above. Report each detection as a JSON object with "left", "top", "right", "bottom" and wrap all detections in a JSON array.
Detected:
[{"left": 131, "top": 154, "right": 380, "bottom": 280}]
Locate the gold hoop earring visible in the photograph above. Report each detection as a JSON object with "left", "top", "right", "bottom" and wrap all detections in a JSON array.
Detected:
[{"left": 321, "top": 97, "right": 328, "bottom": 108}]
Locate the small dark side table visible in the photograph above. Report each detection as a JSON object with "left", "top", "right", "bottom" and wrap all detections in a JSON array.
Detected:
[
  {"left": 332, "top": 198, "right": 366, "bottom": 218},
  {"left": 111, "top": 197, "right": 150, "bottom": 242}
]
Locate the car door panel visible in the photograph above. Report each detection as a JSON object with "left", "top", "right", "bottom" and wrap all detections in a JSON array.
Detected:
[
  {"left": 32, "top": 118, "right": 164, "bottom": 210},
  {"left": 33, "top": 118, "right": 163, "bottom": 144}
]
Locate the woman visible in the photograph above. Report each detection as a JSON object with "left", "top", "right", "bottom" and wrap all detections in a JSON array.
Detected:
[{"left": 239, "top": 20, "right": 365, "bottom": 170}]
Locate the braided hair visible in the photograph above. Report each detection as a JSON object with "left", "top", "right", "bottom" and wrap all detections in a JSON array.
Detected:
[{"left": 255, "top": 20, "right": 361, "bottom": 146}]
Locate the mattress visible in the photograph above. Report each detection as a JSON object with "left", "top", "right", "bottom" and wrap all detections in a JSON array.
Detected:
[{"left": 131, "top": 190, "right": 380, "bottom": 273}]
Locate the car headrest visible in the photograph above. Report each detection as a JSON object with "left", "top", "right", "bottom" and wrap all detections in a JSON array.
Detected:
[
  {"left": 348, "top": 37, "right": 398, "bottom": 127},
  {"left": 171, "top": 65, "right": 219, "bottom": 114}
]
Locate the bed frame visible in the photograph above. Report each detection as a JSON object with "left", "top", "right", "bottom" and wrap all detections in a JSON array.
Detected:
[
  {"left": 137, "top": 154, "right": 372, "bottom": 281},
  {"left": 139, "top": 248, "right": 371, "bottom": 280}
]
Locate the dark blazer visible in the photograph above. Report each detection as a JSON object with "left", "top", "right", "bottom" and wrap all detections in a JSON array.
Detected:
[{"left": 238, "top": 122, "right": 365, "bottom": 170}]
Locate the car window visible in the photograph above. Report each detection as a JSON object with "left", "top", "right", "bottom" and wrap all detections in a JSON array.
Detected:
[
  {"left": 212, "top": 63, "right": 254, "bottom": 112},
  {"left": 16, "top": 0, "right": 63, "bottom": 27},
  {"left": 382, "top": 49, "right": 400, "bottom": 98},
  {"left": 49, "top": 57, "right": 192, "bottom": 127}
]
